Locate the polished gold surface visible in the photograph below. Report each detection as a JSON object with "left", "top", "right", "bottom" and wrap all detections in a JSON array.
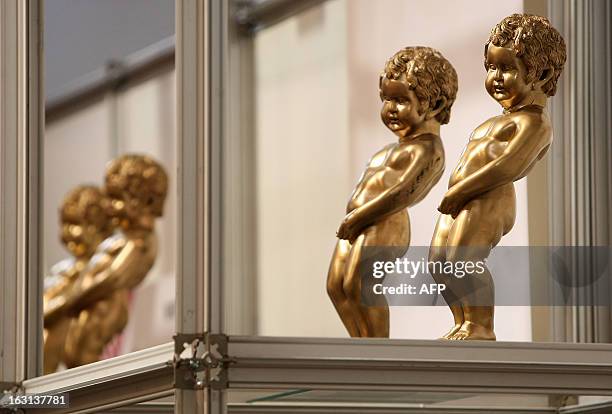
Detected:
[
  {"left": 44, "top": 155, "right": 168, "bottom": 371},
  {"left": 43, "top": 186, "right": 114, "bottom": 374},
  {"left": 327, "top": 47, "right": 458, "bottom": 338},
  {"left": 430, "top": 14, "right": 566, "bottom": 341}
]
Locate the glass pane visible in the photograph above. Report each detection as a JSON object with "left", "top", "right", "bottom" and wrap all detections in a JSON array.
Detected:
[
  {"left": 43, "top": 0, "right": 176, "bottom": 373},
  {"left": 91, "top": 393, "right": 612, "bottom": 413},
  {"left": 228, "top": 391, "right": 612, "bottom": 413},
  {"left": 225, "top": 0, "right": 609, "bottom": 344},
  {"left": 103, "top": 395, "right": 173, "bottom": 413},
  {"left": 227, "top": 0, "right": 540, "bottom": 339}
]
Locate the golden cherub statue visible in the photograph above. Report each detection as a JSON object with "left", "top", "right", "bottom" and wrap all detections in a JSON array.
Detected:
[
  {"left": 43, "top": 186, "right": 114, "bottom": 373},
  {"left": 327, "top": 46, "right": 458, "bottom": 337},
  {"left": 430, "top": 14, "right": 566, "bottom": 340},
  {"left": 44, "top": 154, "right": 168, "bottom": 369}
]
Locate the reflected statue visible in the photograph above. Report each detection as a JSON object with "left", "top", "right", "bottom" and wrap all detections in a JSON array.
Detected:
[
  {"left": 45, "top": 154, "right": 168, "bottom": 368},
  {"left": 327, "top": 47, "right": 458, "bottom": 337},
  {"left": 43, "top": 186, "right": 114, "bottom": 374},
  {"left": 430, "top": 14, "right": 566, "bottom": 340}
]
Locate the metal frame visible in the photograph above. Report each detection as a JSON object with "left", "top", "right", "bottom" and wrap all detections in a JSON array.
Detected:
[
  {"left": 3, "top": 1, "right": 612, "bottom": 414},
  {"left": 45, "top": 36, "right": 175, "bottom": 123},
  {"left": 175, "top": 0, "right": 226, "bottom": 411},
  {"left": 10, "top": 336, "right": 612, "bottom": 413},
  {"left": 547, "top": 0, "right": 612, "bottom": 343},
  {"left": 22, "top": 343, "right": 174, "bottom": 414},
  {"left": 90, "top": 398, "right": 612, "bottom": 414},
  {"left": 235, "top": 0, "right": 328, "bottom": 32},
  {"left": 0, "top": 0, "right": 43, "bottom": 384},
  {"left": 226, "top": 337, "right": 612, "bottom": 395}
]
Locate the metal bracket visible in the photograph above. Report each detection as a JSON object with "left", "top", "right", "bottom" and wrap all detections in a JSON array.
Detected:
[{"left": 173, "top": 333, "right": 235, "bottom": 390}]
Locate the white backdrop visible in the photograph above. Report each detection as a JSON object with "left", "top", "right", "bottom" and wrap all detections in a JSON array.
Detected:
[{"left": 254, "top": 0, "right": 532, "bottom": 341}]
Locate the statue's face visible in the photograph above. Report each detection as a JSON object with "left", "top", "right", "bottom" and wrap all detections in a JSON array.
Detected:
[
  {"left": 62, "top": 222, "right": 86, "bottom": 258},
  {"left": 61, "top": 218, "right": 102, "bottom": 258},
  {"left": 103, "top": 157, "right": 168, "bottom": 232},
  {"left": 485, "top": 44, "right": 531, "bottom": 110},
  {"left": 60, "top": 188, "right": 111, "bottom": 259},
  {"left": 379, "top": 75, "right": 425, "bottom": 138}
]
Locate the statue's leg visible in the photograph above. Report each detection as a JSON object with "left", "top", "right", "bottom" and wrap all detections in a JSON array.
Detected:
[
  {"left": 360, "top": 211, "right": 410, "bottom": 338},
  {"left": 64, "top": 290, "right": 129, "bottom": 367},
  {"left": 445, "top": 201, "right": 503, "bottom": 341},
  {"left": 342, "top": 233, "right": 378, "bottom": 337},
  {"left": 429, "top": 213, "right": 464, "bottom": 339},
  {"left": 326, "top": 239, "right": 365, "bottom": 337},
  {"left": 43, "top": 318, "right": 71, "bottom": 374}
]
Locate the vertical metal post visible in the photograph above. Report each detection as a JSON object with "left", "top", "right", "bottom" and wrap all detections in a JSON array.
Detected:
[
  {"left": 176, "top": 0, "right": 226, "bottom": 412},
  {"left": 0, "top": 0, "right": 43, "bottom": 383},
  {"left": 548, "top": 0, "right": 612, "bottom": 343},
  {"left": 223, "top": 0, "right": 258, "bottom": 338},
  {"left": 26, "top": 0, "right": 45, "bottom": 379}
]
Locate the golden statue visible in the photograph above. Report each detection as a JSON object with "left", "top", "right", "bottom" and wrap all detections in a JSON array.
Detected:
[
  {"left": 43, "top": 186, "right": 114, "bottom": 374},
  {"left": 44, "top": 155, "right": 168, "bottom": 370},
  {"left": 327, "top": 47, "right": 458, "bottom": 337},
  {"left": 430, "top": 14, "right": 566, "bottom": 340}
]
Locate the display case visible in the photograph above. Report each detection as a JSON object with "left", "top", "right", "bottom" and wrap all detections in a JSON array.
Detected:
[{"left": 1, "top": 0, "right": 611, "bottom": 413}]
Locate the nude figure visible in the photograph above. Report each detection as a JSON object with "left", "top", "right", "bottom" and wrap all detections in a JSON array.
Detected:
[
  {"left": 429, "top": 14, "right": 566, "bottom": 340},
  {"left": 45, "top": 154, "right": 168, "bottom": 367},
  {"left": 43, "top": 186, "right": 114, "bottom": 373},
  {"left": 327, "top": 47, "right": 458, "bottom": 337}
]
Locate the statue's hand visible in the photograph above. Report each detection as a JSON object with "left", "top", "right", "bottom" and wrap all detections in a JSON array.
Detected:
[
  {"left": 337, "top": 212, "right": 362, "bottom": 243},
  {"left": 438, "top": 187, "right": 466, "bottom": 218},
  {"left": 44, "top": 298, "right": 68, "bottom": 327}
]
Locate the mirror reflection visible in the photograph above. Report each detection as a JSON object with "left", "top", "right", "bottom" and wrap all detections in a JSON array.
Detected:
[{"left": 43, "top": 0, "right": 176, "bottom": 372}]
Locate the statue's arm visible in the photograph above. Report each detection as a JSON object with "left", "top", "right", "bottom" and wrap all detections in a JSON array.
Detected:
[
  {"left": 444, "top": 118, "right": 550, "bottom": 203},
  {"left": 339, "top": 144, "right": 442, "bottom": 238},
  {"left": 44, "top": 242, "right": 139, "bottom": 325}
]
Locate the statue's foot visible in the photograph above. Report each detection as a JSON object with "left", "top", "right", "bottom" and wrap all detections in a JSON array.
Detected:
[
  {"left": 449, "top": 321, "right": 496, "bottom": 341},
  {"left": 439, "top": 324, "right": 462, "bottom": 340}
]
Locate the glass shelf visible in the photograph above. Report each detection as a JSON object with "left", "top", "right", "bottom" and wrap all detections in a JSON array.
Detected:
[
  {"left": 234, "top": 390, "right": 552, "bottom": 411},
  {"left": 99, "top": 391, "right": 612, "bottom": 413}
]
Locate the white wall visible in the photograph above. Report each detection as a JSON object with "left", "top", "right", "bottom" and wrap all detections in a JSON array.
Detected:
[
  {"left": 254, "top": 0, "right": 352, "bottom": 337},
  {"left": 254, "top": 0, "right": 532, "bottom": 340},
  {"left": 45, "top": 102, "right": 114, "bottom": 267}
]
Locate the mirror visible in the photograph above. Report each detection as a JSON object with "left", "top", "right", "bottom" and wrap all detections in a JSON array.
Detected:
[{"left": 43, "top": 0, "right": 176, "bottom": 373}]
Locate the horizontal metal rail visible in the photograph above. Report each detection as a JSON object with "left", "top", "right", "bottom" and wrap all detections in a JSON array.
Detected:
[
  {"left": 44, "top": 0, "right": 331, "bottom": 120},
  {"left": 16, "top": 337, "right": 612, "bottom": 412},
  {"left": 226, "top": 336, "right": 612, "bottom": 395},
  {"left": 235, "top": 0, "right": 329, "bottom": 32},
  {"left": 22, "top": 343, "right": 174, "bottom": 414},
  {"left": 45, "top": 36, "right": 175, "bottom": 123}
]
